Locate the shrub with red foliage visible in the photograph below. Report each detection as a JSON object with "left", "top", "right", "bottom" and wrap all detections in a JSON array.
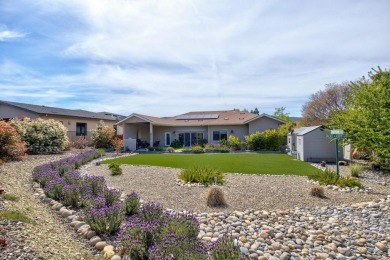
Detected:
[{"left": 0, "top": 120, "right": 26, "bottom": 161}]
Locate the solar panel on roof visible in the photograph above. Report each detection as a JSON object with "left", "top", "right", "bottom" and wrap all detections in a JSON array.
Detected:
[{"left": 176, "top": 114, "right": 219, "bottom": 120}]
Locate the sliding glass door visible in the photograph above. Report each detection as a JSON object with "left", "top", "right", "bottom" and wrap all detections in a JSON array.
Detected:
[{"left": 178, "top": 132, "right": 205, "bottom": 147}]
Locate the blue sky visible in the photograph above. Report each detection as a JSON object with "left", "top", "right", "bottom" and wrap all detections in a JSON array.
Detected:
[{"left": 1, "top": 0, "right": 389, "bottom": 117}]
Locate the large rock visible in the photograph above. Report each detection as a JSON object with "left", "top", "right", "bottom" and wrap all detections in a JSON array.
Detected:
[{"left": 95, "top": 241, "right": 107, "bottom": 250}]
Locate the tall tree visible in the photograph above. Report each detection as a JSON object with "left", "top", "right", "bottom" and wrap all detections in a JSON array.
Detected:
[
  {"left": 332, "top": 67, "right": 390, "bottom": 168},
  {"left": 301, "top": 82, "right": 350, "bottom": 126},
  {"left": 273, "top": 107, "right": 290, "bottom": 122},
  {"left": 250, "top": 107, "right": 260, "bottom": 115}
]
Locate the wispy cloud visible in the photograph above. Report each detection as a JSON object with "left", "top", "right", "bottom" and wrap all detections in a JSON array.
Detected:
[
  {"left": 0, "top": 0, "right": 389, "bottom": 116},
  {"left": 0, "top": 24, "right": 26, "bottom": 41}
]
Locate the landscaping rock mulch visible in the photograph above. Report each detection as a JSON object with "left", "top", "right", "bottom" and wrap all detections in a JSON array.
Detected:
[{"left": 0, "top": 152, "right": 97, "bottom": 260}]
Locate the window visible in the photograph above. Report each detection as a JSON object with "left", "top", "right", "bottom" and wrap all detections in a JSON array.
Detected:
[
  {"left": 178, "top": 132, "right": 204, "bottom": 147},
  {"left": 213, "top": 130, "right": 228, "bottom": 141},
  {"left": 76, "top": 123, "right": 87, "bottom": 136},
  {"left": 165, "top": 132, "right": 171, "bottom": 146},
  {"left": 59, "top": 121, "right": 64, "bottom": 125}
]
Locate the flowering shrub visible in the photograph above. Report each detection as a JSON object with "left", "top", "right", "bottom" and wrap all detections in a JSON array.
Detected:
[
  {"left": 82, "top": 194, "right": 106, "bottom": 211},
  {"left": 138, "top": 202, "right": 164, "bottom": 222},
  {"left": 209, "top": 235, "right": 240, "bottom": 260},
  {"left": 62, "top": 184, "right": 81, "bottom": 207},
  {"left": 158, "top": 212, "right": 199, "bottom": 241},
  {"left": 44, "top": 177, "right": 66, "bottom": 201},
  {"left": 10, "top": 118, "right": 69, "bottom": 154},
  {"left": 91, "top": 120, "right": 115, "bottom": 149},
  {"left": 83, "top": 175, "right": 106, "bottom": 196},
  {"left": 85, "top": 203, "right": 124, "bottom": 235},
  {"left": 0, "top": 120, "right": 25, "bottom": 161},
  {"left": 124, "top": 192, "right": 140, "bottom": 216},
  {"left": 118, "top": 216, "right": 161, "bottom": 259},
  {"left": 104, "top": 187, "right": 121, "bottom": 206},
  {"left": 148, "top": 234, "right": 207, "bottom": 260}
]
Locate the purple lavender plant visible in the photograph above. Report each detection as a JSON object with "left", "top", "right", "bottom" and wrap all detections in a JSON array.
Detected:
[
  {"left": 209, "top": 234, "right": 240, "bottom": 260},
  {"left": 124, "top": 192, "right": 140, "bottom": 216},
  {"left": 104, "top": 187, "right": 122, "bottom": 206},
  {"left": 44, "top": 177, "right": 66, "bottom": 201},
  {"left": 85, "top": 203, "right": 124, "bottom": 235},
  {"left": 84, "top": 175, "right": 106, "bottom": 196},
  {"left": 82, "top": 194, "right": 106, "bottom": 211},
  {"left": 63, "top": 170, "right": 82, "bottom": 185},
  {"left": 32, "top": 170, "right": 59, "bottom": 188},
  {"left": 138, "top": 202, "right": 164, "bottom": 222},
  {"left": 158, "top": 211, "right": 199, "bottom": 241},
  {"left": 118, "top": 216, "right": 160, "bottom": 259},
  {"left": 62, "top": 184, "right": 81, "bottom": 207}
]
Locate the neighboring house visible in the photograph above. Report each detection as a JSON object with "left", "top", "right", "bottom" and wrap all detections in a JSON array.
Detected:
[
  {"left": 0, "top": 100, "right": 124, "bottom": 142},
  {"left": 287, "top": 125, "right": 343, "bottom": 162},
  {"left": 117, "top": 110, "right": 285, "bottom": 150}
]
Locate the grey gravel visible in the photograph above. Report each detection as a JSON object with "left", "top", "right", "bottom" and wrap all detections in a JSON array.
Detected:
[{"left": 85, "top": 163, "right": 390, "bottom": 213}]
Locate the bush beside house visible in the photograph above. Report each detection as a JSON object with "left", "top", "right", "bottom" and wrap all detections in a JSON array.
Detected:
[
  {"left": 92, "top": 120, "right": 115, "bottom": 149},
  {"left": 10, "top": 118, "right": 68, "bottom": 154},
  {"left": 0, "top": 120, "right": 26, "bottom": 161}
]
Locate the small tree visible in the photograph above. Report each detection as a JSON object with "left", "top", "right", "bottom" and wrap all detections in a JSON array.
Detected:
[
  {"left": 91, "top": 121, "right": 115, "bottom": 149},
  {"left": 112, "top": 137, "right": 124, "bottom": 154},
  {"left": 0, "top": 121, "right": 26, "bottom": 161}
]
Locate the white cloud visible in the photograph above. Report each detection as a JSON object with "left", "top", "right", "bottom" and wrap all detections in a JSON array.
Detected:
[
  {"left": 0, "top": 25, "right": 26, "bottom": 41},
  {"left": 1, "top": 0, "right": 390, "bottom": 116}
]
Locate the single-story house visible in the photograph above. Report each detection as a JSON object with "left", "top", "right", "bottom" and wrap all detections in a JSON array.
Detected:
[
  {"left": 117, "top": 110, "right": 286, "bottom": 150},
  {"left": 287, "top": 125, "right": 344, "bottom": 162},
  {"left": 0, "top": 100, "right": 124, "bottom": 142}
]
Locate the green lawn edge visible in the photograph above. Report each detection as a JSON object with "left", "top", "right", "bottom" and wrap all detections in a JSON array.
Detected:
[{"left": 103, "top": 154, "right": 321, "bottom": 176}]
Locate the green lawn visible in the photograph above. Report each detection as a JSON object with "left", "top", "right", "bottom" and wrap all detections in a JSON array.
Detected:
[{"left": 103, "top": 154, "right": 321, "bottom": 176}]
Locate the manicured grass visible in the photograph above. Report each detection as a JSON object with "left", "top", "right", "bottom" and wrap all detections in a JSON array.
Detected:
[{"left": 103, "top": 154, "right": 321, "bottom": 176}]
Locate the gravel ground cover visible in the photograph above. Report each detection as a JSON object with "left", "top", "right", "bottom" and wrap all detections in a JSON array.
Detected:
[
  {"left": 84, "top": 163, "right": 390, "bottom": 213},
  {"left": 0, "top": 152, "right": 97, "bottom": 260}
]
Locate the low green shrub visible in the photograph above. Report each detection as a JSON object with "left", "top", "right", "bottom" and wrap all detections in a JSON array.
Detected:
[
  {"left": 179, "top": 165, "right": 224, "bottom": 185},
  {"left": 154, "top": 147, "right": 164, "bottom": 152},
  {"left": 96, "top": 149, "right": 106, "bottom": 157},
  {"left": 166, "top": 147, "right": 175, "bottom": 153},
  {"left": 204, "top": 144, "right": 230, "bottom": 153},
  {"left": 170, "top": 139, "right": 182, "bottom": 149},
  {"left": 147, "top": 146, "right": 155, "bottom": 151},
  {"left": 349, "top": 163, "right": 363, "bottom": 177},
  {"left": 309, "top": 168, "right": 363, "bottom": 188},
  {"left": 109, "top": 163, "right": 122, "bottom": 176},
  {"left": 191, "top": 145, "right": 204, "bottom": 153}
]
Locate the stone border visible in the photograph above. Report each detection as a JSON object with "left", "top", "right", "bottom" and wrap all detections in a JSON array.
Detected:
[{"left": 32, "top": 181, "right": 122, "bottom": 259}]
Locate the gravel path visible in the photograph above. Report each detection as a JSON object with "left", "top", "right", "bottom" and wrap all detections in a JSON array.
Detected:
[
  {"left": 0, "top": 153, "right": 96, "bottom": 260},
  {"left": 85, "top": 163, "right": 390, "bottom": 213}
]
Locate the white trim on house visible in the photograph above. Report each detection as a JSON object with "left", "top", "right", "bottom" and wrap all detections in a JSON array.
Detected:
[{"left": 116, "top": 113, "right": 153, "bottom": 125}]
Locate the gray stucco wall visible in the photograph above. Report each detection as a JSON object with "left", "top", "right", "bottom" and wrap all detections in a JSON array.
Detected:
[
  {"left": 0, "top": 105, "right": 38, "bottom": 119},
  {"left": 248, "top": 117, "right": 281, "bottom": 134},
  {"left": 301, "top": 129, "right": 339, "bottom": 162}
]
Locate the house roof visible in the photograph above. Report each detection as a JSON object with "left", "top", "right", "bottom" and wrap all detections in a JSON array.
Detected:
[
  {"left": 291, "top": 125, "right": 322, "bottom": 136},
  {"left": 117, "top": 110, "right": 286, "bottom": 126},
  {"left": 0, "top": 100, "right": 123, "bottom": 121}
]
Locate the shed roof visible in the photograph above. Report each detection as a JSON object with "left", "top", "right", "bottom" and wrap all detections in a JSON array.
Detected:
[{"left": 292, "top": 125, "right": 322, "bottom": 136}]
